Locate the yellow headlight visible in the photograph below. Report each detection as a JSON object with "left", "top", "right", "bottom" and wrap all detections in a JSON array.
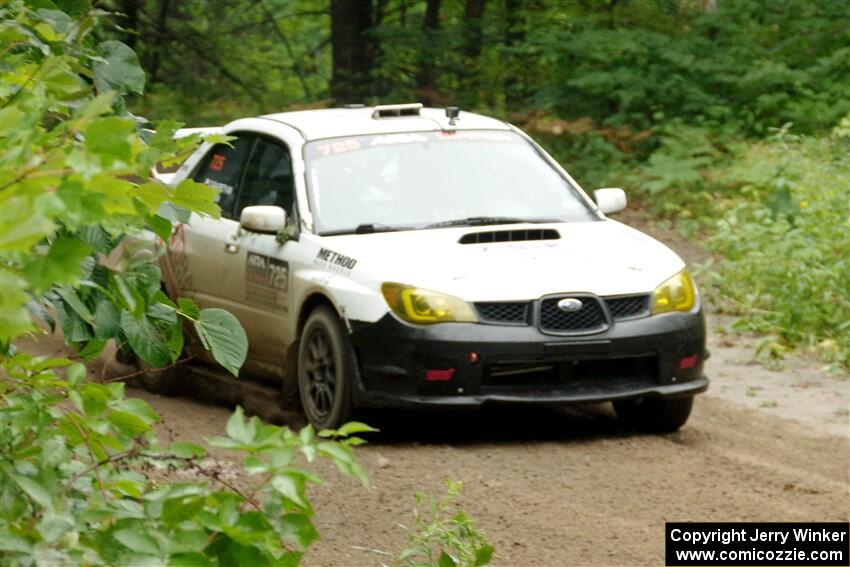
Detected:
[
  {"left": 652, "top": 269, "right": 697, "bottom": 314},
  {"left": 381, "top": 283, "right": 478, "bottom": 324}
]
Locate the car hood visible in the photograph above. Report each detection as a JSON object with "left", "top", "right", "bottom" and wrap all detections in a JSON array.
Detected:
[{"left": 318, "top": 220, "right": 685, "bottom": 301}]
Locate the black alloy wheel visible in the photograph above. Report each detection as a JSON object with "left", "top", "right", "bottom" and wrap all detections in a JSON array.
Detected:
[{"left": 297, "top": 306, "right": 354, "bottom": 429}]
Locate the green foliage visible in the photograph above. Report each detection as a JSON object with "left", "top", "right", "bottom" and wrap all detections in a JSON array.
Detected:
[
  {"left": 0, "top": 356, "right": 366, "bottom": 565},
  {"left": 703, "top": 123, "right": 850, "bottom": 368},
  {"left": 0, "top": 4, "right": 368, "bottom": 565},
  {"left": 534, "top": 0, "right": 850, "bottom": 135},
  {"left": 620, "top": 116, "right": 849, "bottom": 368},
  {"left": 396, "top": 481, "right": 493, "bottom": 567},
  {"left": 0, "top": 1, "right": 245, "bottom": 374}
]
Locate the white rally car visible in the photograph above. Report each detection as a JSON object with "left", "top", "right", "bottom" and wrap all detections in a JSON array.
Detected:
[{"left": 145, "top": 103, "right": 708, "bottom": 432}]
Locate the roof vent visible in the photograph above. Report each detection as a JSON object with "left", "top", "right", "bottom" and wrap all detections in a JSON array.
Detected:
[
  {"left": 372, "top": 103, "right": 423, "bottom": 119},
  {"left": 459, "top": 229, "right": 560, "bottom": 245}
]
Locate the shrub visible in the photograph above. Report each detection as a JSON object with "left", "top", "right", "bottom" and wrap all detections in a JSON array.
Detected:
[{"left": 705, "top": 122, "right": 850, "bottom": 367}]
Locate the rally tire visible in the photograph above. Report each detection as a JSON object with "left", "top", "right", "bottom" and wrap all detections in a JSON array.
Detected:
[
  {"left": 297, "top": 306, "right": 354, "bottom": 430},
  {"left": 132, "top": 356, "right": 182, "bottom": 396},
  {"left": 614, "top": 396, "right": 694, "bottom": 433}
]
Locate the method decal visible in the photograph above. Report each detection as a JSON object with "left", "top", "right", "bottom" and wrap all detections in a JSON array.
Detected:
[
  {"left": 246, "top": 251, "right": 289, "bottom": 313},
  {"left": 314, "top": 247, "right": 357, "bottom": 273}
]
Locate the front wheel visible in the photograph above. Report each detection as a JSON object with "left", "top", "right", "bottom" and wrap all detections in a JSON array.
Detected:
[
  {"left": 297, "top": 306, "right": 354, "bottom": 430},
  {"left": 614, "top": 396, "right": 694, "bottom": 433},
  {"left": 132, "top": 356, "right": 182, "bottom": 396}
]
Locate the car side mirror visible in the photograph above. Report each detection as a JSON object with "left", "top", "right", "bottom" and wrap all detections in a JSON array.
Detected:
[
  {"left": 593, "top": 188, "right": 627, "bottom": 214},
  {"left": 240, "top": 205, "right": 287, "bottom": 234}
]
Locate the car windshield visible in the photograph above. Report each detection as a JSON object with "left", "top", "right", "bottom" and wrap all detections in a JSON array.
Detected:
[{"left": 303, "top": 130, "right": 597, "bottom": 234}]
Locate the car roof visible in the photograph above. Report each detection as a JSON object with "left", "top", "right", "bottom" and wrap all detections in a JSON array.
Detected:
[{"left": 259, "top": 105, "right": 512, "bottom": 141}]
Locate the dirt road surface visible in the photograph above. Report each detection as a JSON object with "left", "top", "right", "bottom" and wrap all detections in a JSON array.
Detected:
[
  {"left": 48, "top": 212, "right": 850, "bottom": 566},
  {"left": 136, "top": 391, "right": 848, "bottom": 566}
]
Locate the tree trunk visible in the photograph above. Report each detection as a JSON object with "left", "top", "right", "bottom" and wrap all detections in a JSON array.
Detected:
[
  {"left": 503, "top": 0, "right": 525, "bottom": 107},
  {"left": 416, "top": 0, "right": 441, "bottom": 105},
  {"left": 458, "top": 0, "right": 488, "bottom": 107},
  {"left": 148, "top": 0, "right": 172, "bottom": 85},
  {"left": 119, "top": 0, "right": 142, "bottom": 49},
  {"left": 330, "top": 0, "right": 376, "bottom": 104},
  {"left": 463, "top": 0, "right": 487, "bottom": 59}
]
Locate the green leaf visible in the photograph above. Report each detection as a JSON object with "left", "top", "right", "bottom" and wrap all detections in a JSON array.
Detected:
[
  {"left": 439, "top": 552, "right": 459, "bottom": 567},
  {"left": 56, "top": 287, "right": 94, "bottom": 324},
  {"left": 107, "top": 410, "right": 151, "bottom": 437},
  {"left": 93, "top": 299, "right": 120, "bottom": 339},
  {"left": 76, "top": 338, "right": 106, "bottom": 360},
  {"left": 271, "top": 474, "right": 308, "bottom": 509},
  {"left": 168, "top": 323, "right": 184, "bottom": 362},
  {"left": 12, "top": 475, "right": 52, "bottom": 509},
  {"left": 37, "top": 514, "right": 75, "bottom": 544},
  {"left": 54, "top": 299, "right": 93, "bottom": 342},
  {"left": 74, "top": 91, "right": 118, "bottom": 122},
  {"left": 225, "top": 406, "right": 251, "bottom": 444},
  {"left": 475, "top": 545, "right": 494, "bottom": 566},
  {"left": 78, "top": 225, "right": 117, "bottom": 254},
  {"left": 26, "top": 299, "right": 55, "bottom": 331},
  {"left": 168, "top": 553, "right": 215, "bottom": 567},
  {"left": 0, "top": 529, "right": 32, "bottom": 553},
  {"left": 115, "top": 398, "right": 160, "bottom": 423},
  {"left": 0, "top": 195, "right": 54, "bottom": 253},
  {"left": 148, "top": 214, "right": 173, "bottom": 242},
  {"left": 113, "top": 528, "right": 160, "bottom": 555},
  {"left": 35, "top": 9, "right": 73, "bottom": 38},
  {"left": 193, "top": 308, "right": 247, "bottom": 376},
  {"left": 280, "top": 513, "right": 319, "bottom": 550},
  {"left": 113, "top": 275, "right": 144, "bottom": 319},
  {"left": 172, "top": 180, "right": 221, "bottom": 219},
  {"left": 134, "top": 182, "right": 171, "bottom": 212},
  {"left": 79, "top": 383, "right": 110, "bottom": 417},
  {"left": 23, "top": 237, "right": 92, "bottom": 294},
  {"left": 85, "top": 116, "right": 135, "bottom": 167},
  {"left": 336, "top": 422, "right": 379, "bottom": 437},
  {"left": 243, "top": 455, "right": 266, "bottom": 474},
  {"left": 177, "top": 298, "right": 200, "bottom": 320},
  {"left": 93, "top": 40, "right": 145, "bottom": 95},
  {"left": 0, "top": 269, "right": 34, "bottom": 341},
  {"left": 67, "top": 363, "right": 86, "bottom": 385},
  {"left": 202, "top": 134, "right": 236, "bottom": 145},
  {"left": 120, "top": 310, "right": 171, "bottom": 367}
]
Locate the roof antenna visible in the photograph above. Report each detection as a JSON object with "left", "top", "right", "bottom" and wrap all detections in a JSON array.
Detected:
[{"left": 446, "top": 106, "right": 460, "bottom": 126}]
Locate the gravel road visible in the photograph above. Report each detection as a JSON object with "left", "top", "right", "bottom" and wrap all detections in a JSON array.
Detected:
[{"left": 136, "top": 389, "right": 848, "bottom": 566}]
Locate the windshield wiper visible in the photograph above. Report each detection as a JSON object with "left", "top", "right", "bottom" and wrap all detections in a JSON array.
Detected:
[
  {"left": 321, "top": 223, "right": 414, "bottom": 236},
  {"left": 425, "top": 216, "right": 555, "bottom": 229}
]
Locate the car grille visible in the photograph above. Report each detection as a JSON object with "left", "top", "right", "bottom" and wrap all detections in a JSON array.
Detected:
[
  {"left": 473, "top": 294, "right": 651, "bottom": 330},
  {"left": 539, "top": 296, "right": 607, "bottom": 334},
  {"left": 475, "top": 302, "right": 530, "bottom": 325},
  {"left": 605, "top": 295, "right": 650, "bottom": 320}
]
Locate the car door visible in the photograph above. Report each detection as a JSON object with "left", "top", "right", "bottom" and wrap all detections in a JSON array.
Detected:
[
  {"left": 214, "top": 135, "right": 298, "bottom": 374},
  {"left": 167, "top": 134, "right": 254, "bottom": 313}
]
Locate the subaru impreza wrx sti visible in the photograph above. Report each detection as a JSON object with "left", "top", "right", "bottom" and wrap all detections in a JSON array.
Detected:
[{"left": 141, "top": 103, "right": 708, "bottom": 432}]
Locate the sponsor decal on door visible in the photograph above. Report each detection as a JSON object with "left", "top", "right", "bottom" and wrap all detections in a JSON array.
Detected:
[{"left": 246, "top": 251, "right": 289, "bottom": 313}]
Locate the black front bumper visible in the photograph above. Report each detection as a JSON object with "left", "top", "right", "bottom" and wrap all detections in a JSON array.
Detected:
[{"left": 348, "top": 308, "right": 708, "bottom": 409}]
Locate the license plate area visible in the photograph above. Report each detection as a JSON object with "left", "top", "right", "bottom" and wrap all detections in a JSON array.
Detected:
[{"left": 482, "top": 355, "right": 659, "bottom": 390}]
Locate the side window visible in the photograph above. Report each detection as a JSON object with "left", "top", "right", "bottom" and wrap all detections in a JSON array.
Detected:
[
  {"left": 235, "top": 137, "right": 295, "bottom": 216},
  {"left": 192, "top": 135, "right": 254, "bottom": 218}
]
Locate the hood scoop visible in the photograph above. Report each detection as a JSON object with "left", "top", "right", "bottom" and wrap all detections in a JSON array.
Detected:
[{"left": 459, "top": 228, "right": 560, "bottom": 245}]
